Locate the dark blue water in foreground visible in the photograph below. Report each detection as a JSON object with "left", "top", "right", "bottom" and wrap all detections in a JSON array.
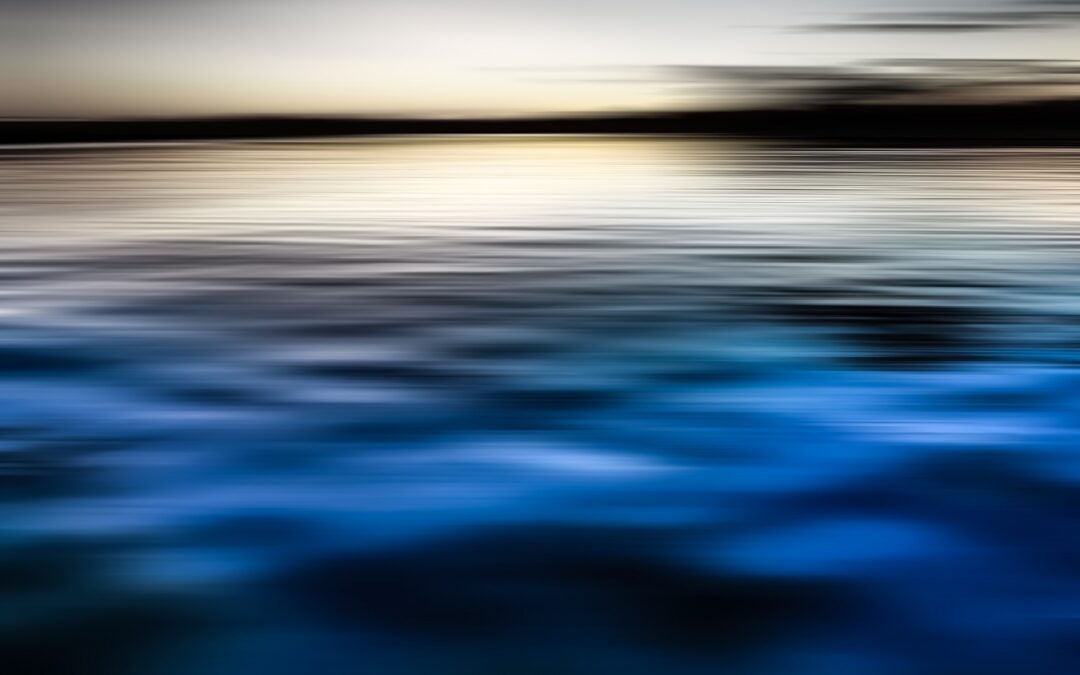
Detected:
[{"left": 1, "top": 136, "right": 1079, "bottom": 675}]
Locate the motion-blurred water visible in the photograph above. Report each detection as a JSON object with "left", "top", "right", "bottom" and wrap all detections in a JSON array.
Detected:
[{"left": 2, "top": 136, "right": 1079, "bottom": 675}]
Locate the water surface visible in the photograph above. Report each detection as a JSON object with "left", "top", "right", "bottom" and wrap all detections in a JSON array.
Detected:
[{"left": 2, "top": 136, "right": 1080, "bottom": 675}]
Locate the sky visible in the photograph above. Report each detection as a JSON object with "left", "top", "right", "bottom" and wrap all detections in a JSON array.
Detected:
[{"left": 4, "top": 0, "right": 1080, "bottom": 117}]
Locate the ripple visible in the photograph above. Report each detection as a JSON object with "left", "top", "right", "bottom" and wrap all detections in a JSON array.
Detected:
[{"left": 1, "top": 137, "right": 1079, "bottom": 674}]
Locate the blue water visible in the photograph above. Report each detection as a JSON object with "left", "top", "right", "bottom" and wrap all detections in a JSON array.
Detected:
[{"left": 1, "top": 136, "right": 1079, "bottom": 674}]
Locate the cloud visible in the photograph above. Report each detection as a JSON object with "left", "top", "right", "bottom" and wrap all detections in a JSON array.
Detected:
[
  {"left": 508, "top": 57, "right": 1080, "bottom": 110},
  {"left": 805, "top": 22, "right": 1051, "bottom": 33},
  {"left": 663, "top": 58, "right": 1080, "bottom": 107},
  {"left": 803, "top": 0, "right": 1080, "bottom": 34}
]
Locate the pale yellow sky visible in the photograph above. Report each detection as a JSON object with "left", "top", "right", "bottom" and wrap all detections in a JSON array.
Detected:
[{"left": 5, "top": 0, "right": 1080, "bottom": 116}]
